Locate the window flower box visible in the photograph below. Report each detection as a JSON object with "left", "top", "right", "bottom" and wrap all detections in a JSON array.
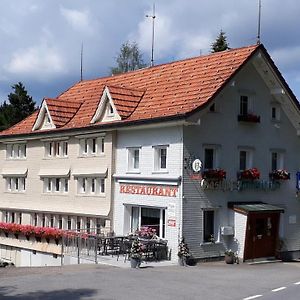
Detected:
[
  {"left": 238, "top": 168, "right": 260, "bottom": 180},
  {"left": 238, "top": 114, "right": 260, "bottom": 123},
  {"left": 269, "top": 169, "right": 290, "bottom": 180},
  {"left": 202, "top": 169, "right": 226, "bottom": 181}
]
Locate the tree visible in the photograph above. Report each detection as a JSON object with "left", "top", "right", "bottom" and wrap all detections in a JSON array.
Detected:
[
  {"left": 211, "top": 30, "right": 230, "bottom": 53},
  {"left": 0, "top": 82, "right": 36, "bottom": 131},
  {"left": 111, "top": 41, "right": 146, "bottom": 75}
]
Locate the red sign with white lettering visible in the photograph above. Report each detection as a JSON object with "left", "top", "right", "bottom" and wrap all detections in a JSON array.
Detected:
[
  {"left": 119, "top": 184, "right": 178, "bottom": 197},
  {"left": 167, "top": 219, "right": 176, "bottom": 227}
]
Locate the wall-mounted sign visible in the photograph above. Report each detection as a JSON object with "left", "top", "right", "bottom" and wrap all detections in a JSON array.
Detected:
[
  {"left": 192, "top": 159, "right": 202, "bottom": 173},
  {"left": 167, "top": 219, "right": 176, "bottom": 227},
  {"left": 120, "top": 184, "right": 178, "bottom": 197},
  {"left": 168, "top": 203, "right": 176, "bottom": 217},
  {"left": 296, "top": 172, "right": 300, "bottom": 190},
  {"left": 201, "top": 179, "right": 280, "bottom": 191}
]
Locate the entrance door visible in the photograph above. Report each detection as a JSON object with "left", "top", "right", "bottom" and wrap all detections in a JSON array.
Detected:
[{"left": 244, "top": 212, "right": 280, "bottom": 260}]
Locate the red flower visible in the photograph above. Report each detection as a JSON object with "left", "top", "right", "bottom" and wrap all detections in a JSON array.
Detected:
[{"left": 240, "top": 168, "right": 260, "bottom": 180}]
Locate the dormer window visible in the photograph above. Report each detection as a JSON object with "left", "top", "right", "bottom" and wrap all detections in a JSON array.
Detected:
[{"left": 108, "top": 104, "right": 114, "bottom": 116}]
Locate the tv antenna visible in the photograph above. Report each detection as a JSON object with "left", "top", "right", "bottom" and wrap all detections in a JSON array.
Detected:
[
  {"left": 80, "top": 43, "right": 83, "bottom": 81},
  {"left": 146, "top": 4, "right": 156, "bottom": 67},
  {"left": 257, "top": 0, "right": 262, "bottom": 44}
]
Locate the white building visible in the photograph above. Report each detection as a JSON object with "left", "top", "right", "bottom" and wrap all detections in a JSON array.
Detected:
[{"left": 1, "top": 44, "right": 300, "bottom": 265}]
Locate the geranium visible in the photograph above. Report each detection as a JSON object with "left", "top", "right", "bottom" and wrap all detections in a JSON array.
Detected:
[
  {"left": 270, "top": 169, "right": 290, "bottom": 180},
  {"left": 136, "top": 226, "right": 156, "bottom": 239},
  {"left": 202, "top": 169, "right": 226, "bottom": 180},
  {"left": 239, "top": 168, "right": 260, "bottom": 180}
]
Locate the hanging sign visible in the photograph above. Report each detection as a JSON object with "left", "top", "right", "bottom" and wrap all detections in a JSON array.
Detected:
[{"left": 192, "top": 159, "right": 202, "bottom": 173}]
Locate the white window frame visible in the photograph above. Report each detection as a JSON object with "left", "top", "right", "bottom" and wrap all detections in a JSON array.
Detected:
[
  {"left": 5, "top": 177, "right": 26, "bottom": 193},
  {"left": 238, "top": 147, "right": 254, "bottom": 171},
  {"left": 238, "top": 91, "right": 255, "bottom": 116},
  {"left": 127, "top": 147, "right": 141, "bottom": 172},
  {"left": 43, "top": 177, "right": 69, "bottom": 193},
  {"left": 6, "top": 143, "right": 27, "bottom": 159},
  {"left": 79, "top": 137, "right": 105, "bottom": 157},
  {"left": 153, "top": 145, "right": 168, "bottom": 172},
  {"left": 270, "top": 150, "right": 284, "bottom": 171},
  {"left": 76, "top": 177, "right": 105, "bottom": 195},
  {"left": 271, "top": 104, "right": 281, "bottom": 122},
  {"left": 203, "top": 144, "right": 220, "bottom": 170},
  {"left": 44, "top": 141, "right": 68, "bottom": 158}
]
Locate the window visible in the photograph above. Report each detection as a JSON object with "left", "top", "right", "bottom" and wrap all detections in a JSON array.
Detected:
[
  {"left": 240, "top": 95, "right": 248, "bottom": 115},
  {"left": 6, "top": 143, "right": 27, "bottom": 159},
  {"left": 50, "top": 215, "right": 54, "bottom": 227},
  {"left": 58, "top": 215, "right": 63, "bottom": 229},
  {"left": 79, "top": 137, "right": 105, "bottom": 156},
  {"left": 271, "top": 151, "right": 284, "bottom": 171},
  {"left": 130, "top": 206, "right": 166, "bottom": 238},
  {"left": 203, "top": 210, "right": 214, "bottom": 243},
  {"left": 5, "top": 177, "right": 26, "bottom": 192},
  {"left": 77, "top": 177, "right": 106, "bottom": 195},
  {"left": 86, "top": 217, "right": 91, "bottom": 233},
  {"left": 45, "top": 141, "right": 68, "bottom": 158},
  {"left": 271, "top": 105, "right": 281, "bottom": 121},
  {"left": 108, "top": 104, "right": 114, "bottom": 116},
  {"left": 128, "top": 148, "right": 140, "bottom": 171},
  {"left": 209, "top": 103, "right": 216, "bottom": 112},
  {"left": 43, "top": 178, "right": 69, "bottom": 193},
  {"left": 238, "top": 148, "right": 253, "bottom": 171},
  {"left": 67, "top": 216, "right": 72, "bottom": 230},
  {"left": 154, "top": 146, "right": 168, "bottom": 171},
  {"left": 204, "top": 148, "right": 214, "bottom": 169}
]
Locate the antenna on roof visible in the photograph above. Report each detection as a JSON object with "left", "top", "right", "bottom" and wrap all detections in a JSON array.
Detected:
[
  {"left": 146, "top": 4, "right": 156, "bottom": 67},
  {"left": 80, "top": 42, "right": 83, "bottom": 81},
  {"left": 257, "top": 0, "right": 262, "bottom": 44}
]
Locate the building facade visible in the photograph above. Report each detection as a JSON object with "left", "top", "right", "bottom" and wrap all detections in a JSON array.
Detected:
[{"left": 0, "top": 44, "right": 300, "bottom": 265}]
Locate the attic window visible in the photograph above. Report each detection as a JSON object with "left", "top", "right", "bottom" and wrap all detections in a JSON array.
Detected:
[
  {"left": 108, "top": 104, "right": 114, "bottom": 116},
  {"left": 209, "top": 103, "right": 216, "bottom": 112}
]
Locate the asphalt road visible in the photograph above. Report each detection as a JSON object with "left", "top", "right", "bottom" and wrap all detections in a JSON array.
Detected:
[{"left": 0, "top": 261, "right": 300, "bottom": 299}]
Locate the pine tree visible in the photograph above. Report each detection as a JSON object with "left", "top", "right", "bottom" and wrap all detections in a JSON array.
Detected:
[
  {"left": 211, "top": 30, "right": 230, "bottom": 53},
  {"left": 0, "top": 82, "right": 36, "bottom": 131},
  {"left": 111, "top": 41, "right": 146, "bottom": 75}
]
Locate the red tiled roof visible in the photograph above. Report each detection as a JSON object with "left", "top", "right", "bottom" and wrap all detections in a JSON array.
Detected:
[
  {"left": 0, "top": 44, "right": 261, "bottom": 136},
  {"left": 46, "top": 98, "right": 82, "bottom": 127},
  {"left": 106, "top": 85, "right": 145, "bottom": 119}
]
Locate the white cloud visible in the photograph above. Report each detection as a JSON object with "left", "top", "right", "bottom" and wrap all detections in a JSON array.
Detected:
[
  {"left": 271, "top": 46, "right": 300, "bottom": 73},
  {"left": 5, "top": 44, "right": 65, "bottom": 80},
  {"left": 60, "top": 7, "right": 93, "bottom": 34}
]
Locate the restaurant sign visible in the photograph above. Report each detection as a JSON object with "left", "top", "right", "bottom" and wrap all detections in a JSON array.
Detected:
[{"left": 120, "top": 184, "right": 178, "bottom": 197}]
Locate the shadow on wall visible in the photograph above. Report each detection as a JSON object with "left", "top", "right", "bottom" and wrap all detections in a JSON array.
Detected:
[{"left": 0, "top": 287, "right": 97, "bottom": 300}]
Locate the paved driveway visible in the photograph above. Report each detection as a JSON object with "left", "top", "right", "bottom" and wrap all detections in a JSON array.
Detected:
[{"left": 0, "top": 261, "right": 300, "bottom": 299}]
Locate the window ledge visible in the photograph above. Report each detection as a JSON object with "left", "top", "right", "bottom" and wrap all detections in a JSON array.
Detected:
[
  {"left": 75, "top": 194, "right": 106, "bottom": 198},
  {"left": 41, "top": 193, "right": 69, "bottom": 196},
  {"left": 5, "top": 191, "right": 26, "bottom": 194},
  {"left": 126, "top": 171, "right": 141, "bottom": 174},
  {"left": 6, "top": 158, "right": 27, "bottom": 161},
  {"left": 200, "top": 242, "right": 222, "bottom": 246},
  {"left": 152, "top": 171, "right": 169, "bottom": 174}
]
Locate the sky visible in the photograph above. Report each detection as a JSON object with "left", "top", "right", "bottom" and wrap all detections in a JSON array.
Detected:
[{"left": 0, "top": 0, "right": 299, "bottom": 106}]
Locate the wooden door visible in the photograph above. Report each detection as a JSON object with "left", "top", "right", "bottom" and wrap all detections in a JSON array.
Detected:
[{"left": 244, "top": 212, "right": 280, "bottom": 260}]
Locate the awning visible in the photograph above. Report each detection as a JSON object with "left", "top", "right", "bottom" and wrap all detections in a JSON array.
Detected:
[
  {"left": 38, "top": 168, "right": 70, "bottom": 178},
  {"left": 72, "top": 168, "right": 107, "bottom": 177},
  {"left": 1, "top": 168, "right": 28, "bottom": 177},
  {"left": 233, "top": 203, "right": 284, "bottom": 215}
]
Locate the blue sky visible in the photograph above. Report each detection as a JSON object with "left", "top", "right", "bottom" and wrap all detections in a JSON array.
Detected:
[{"left": 0, "top": 0, "right": 299, "bottom": 105}]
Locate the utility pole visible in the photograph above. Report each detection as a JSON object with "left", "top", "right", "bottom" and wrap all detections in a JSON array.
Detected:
[
  {"left": 257, "top": 0, "right": 262, "bottom": 44},
  {"left": 146, "top": 4, "right": 156, "bottom": 67}
]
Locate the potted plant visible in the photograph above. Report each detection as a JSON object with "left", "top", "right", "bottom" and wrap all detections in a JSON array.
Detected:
[
  {"left": 130, "top": 239, "right": 143, "bottom": 268},
  {"left": 239, "top": 168, "right": 260, "bottom": 180},
  {"left": 269, "top": 169, "right": 290, "bottom": 180},
  {"left": 202, "top": 169, "right": 226, "bottom": 181},
  {"left": 224, "top": 249, "right": 236, "bottom": 264},
  {"left": 178, "top": 238, "right": 190, "bottom": 266}
]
